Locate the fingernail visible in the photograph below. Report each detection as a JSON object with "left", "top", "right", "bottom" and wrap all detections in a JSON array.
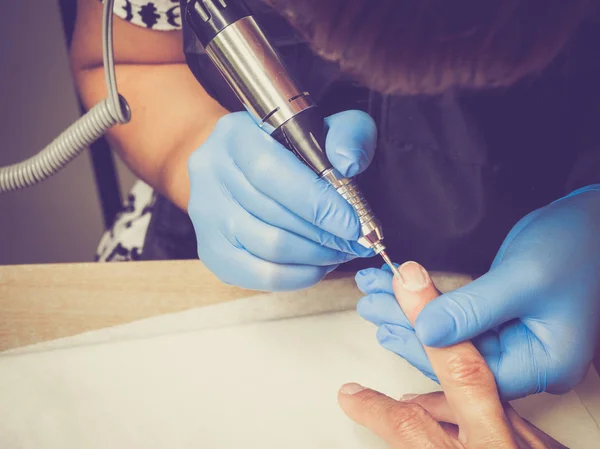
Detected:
[
  {"left": 400, "top": 394, "right": 419, "bottom": 401},
  {"left": 397, "top": 261, "right": 430, "bottom": 291},
  {"left": 340, "top": 383, "right": 366, "bottom": 395}
]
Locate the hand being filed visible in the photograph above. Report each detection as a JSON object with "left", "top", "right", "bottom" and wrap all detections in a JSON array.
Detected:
[
  {"left": 187, "top": 110, "right": 377, "bottom": 291},
  {"left": 339, "top": 262, "right": 567, "bottom": 448},
  {"left": 357, "top": 185, "right": 600, "bottom": 399}
]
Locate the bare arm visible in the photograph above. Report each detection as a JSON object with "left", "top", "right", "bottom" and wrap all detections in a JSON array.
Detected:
[{"left": 70, "top": 0, "right": 228, "bottom": 210}]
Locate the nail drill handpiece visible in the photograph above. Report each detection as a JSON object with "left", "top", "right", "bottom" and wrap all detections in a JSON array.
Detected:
[{"left": 185, "top": 0, "right": 388, "bottom": 259}]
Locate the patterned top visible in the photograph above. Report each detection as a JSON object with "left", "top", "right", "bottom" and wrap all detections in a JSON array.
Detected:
[{"left": 111, "top": 0, "right": 182, "bottom": 31}]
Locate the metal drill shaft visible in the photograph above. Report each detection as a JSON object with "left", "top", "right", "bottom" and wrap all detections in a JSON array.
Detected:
[{"left": 380, "top": 251, "right": 401, "bottom": 279}]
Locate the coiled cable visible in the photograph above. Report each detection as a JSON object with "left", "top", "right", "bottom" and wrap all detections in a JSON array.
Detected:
[{"left": 0, "top": 0, "right": 130, "bottom": 193}]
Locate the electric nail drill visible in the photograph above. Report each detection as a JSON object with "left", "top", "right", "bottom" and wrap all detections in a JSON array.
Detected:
[{"left": 185, "top": 0, "right": 398, "bottom": 274}]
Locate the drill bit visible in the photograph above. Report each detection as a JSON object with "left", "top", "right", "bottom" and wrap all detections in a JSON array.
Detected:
[{"left": 379, "top": 250, "right": 401, "bottom": 279}]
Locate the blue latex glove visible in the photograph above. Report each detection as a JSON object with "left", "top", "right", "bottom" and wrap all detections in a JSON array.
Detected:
[
  {"left": 357, "top": 184, "right": 600, "bottom": 400},
  {"left": 187, "top": 110, "right": 376, "bottom": 291}
]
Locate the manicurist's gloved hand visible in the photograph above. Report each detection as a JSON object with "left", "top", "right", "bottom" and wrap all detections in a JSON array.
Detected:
[
  {"left": 356, "top": 185, "right": 600, "bottom": 400},
  {"left": 340, "top": 262, "right": 566, "bottom": 449},
  {"left": 187, "top": 110, "right": 377, "bottom": 291}
]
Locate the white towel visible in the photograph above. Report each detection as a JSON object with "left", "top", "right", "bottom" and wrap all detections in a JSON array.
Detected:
[{"left": 1, "top": 279, "right": 599, "bottom": 448}]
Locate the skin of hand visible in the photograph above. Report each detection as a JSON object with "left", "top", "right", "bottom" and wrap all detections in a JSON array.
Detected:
[
  {"left": 187, "top": 110, "right": 377, "bottom": 291},
  {"left": 338, "top": 262, "right": 567, "bottom": 449},
  {"left": 356, "top": 185, "right": 600, "bottom": 400},
  {"left": 71, "top": 0, "right": 378, "bottom": 290},
  {"left": 70, "top": 0, "right": 228, "bottom": 210}
]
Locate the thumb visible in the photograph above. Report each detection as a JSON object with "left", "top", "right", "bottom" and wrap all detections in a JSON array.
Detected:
[
  {"left": 325, "top": 110, "right": 377, "bottom": 177},
  {"left": 414, "top": 263, "right": 530, "bottom": 348}
]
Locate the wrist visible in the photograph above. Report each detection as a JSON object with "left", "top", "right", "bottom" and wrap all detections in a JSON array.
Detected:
[{"left": 160, "top": 108, "right": 228, "bottom": 210}]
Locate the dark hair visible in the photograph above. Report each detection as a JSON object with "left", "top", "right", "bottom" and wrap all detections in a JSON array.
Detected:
[{"left": 264, "top": 0, "right": 597, "bottom": 95}]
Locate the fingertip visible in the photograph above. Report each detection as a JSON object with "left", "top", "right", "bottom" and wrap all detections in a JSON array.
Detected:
[
  {"left": 377, "top": 324, "right": 408, "bottom": 346},
  {"left": 325, "top": 110, "right": 377, "bottom": 177},
  {"left": 375, "top": 324, "right": 394, "bottom": 344},
  {"left": 389, "top": 262, "right": 437, "bottom": 327},
  {"left": 355, "top": 269, "right": 368, "bottom": 279},
  {"left": 339, "top": 382, "right": 367, "bottom": 396},
  {"left": 376, "top": 324, "right": 393, "bottom": 344},
  {"left": 357, "top": 268, "right": 395, "bottom": 296},
  {"left": 337, "top": 383, "right": 372, "bottom": 419},
  {"left": 330, "top": 153, "right": 363, "bottom": 178},
  {"left": 354, "top": 268, "right": 381, "bottom": 293},
  {"left": 349, "top": 241, "right": 375, "bottom": 258},
  {"left": 355, "top": 295, "right": 372, "bottom": 319},
  {"left": 394, "top": 261, "right": 433, "bottom": 294},
  {"left": 325, "top": 109, "right": 377, "bottom": 135},
  {"left": 336, "top": 384, "right": 398, "bottom": 426}
]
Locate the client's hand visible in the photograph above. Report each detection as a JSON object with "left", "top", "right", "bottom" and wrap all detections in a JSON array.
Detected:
[{"left": 337, "top": 262, "right": 567, "bottom": 448}]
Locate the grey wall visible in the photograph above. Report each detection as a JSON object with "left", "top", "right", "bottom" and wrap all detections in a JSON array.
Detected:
[{"left": 0, "top": 1, "right": 135, "bottom": 265}]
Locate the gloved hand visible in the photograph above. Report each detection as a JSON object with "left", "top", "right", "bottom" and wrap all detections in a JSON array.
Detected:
[
  {"left": 356, "top": 184, "right": 600, "bottom": 400},
  {"left": 341, "top": 262, "right": 566, "bottom": 449},
  {"left": 187, "top": 110, "right": 377, "bottom": 291}
]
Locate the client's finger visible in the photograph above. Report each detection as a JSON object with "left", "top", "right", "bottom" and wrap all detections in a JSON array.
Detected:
[
  {"left": 402, "top": 393, "right": 461, "bottom": 441},
  {"left": 402, "top": 392, "right": 456, "bottom": 424},
  {"left": 503, "top": 406, "right": 569, "bottom": 449},
  {"left": 393, "top": 262, "right": 517, "bottom": 448},
  {"left": 337, "top": 383, "right": 455, "bottom": 449}
]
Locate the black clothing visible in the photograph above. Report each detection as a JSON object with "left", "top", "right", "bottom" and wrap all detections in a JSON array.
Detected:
[{"left": 141, "top": 1, "right": 600, "bottom": 275}]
